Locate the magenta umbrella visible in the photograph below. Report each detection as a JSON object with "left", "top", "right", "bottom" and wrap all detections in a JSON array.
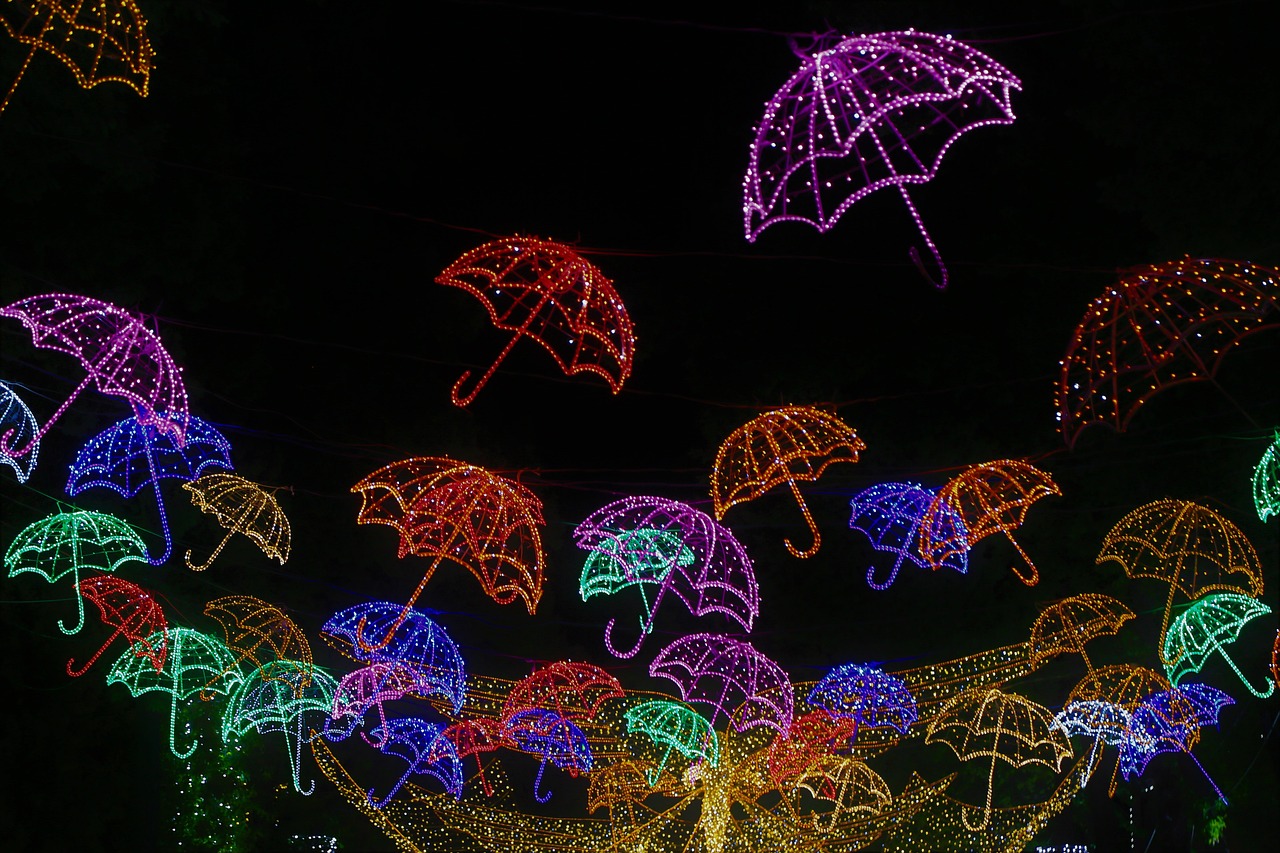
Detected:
[
  {"left": 0, "top": 292, "right": 189, "bottom": 458},
  {"left": 649, "top": 632, "right": 793, "bottom": 735}
]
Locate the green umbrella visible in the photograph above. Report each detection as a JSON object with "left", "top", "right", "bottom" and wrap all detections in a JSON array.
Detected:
[
  {"left": 1252, "top": 431, "right": 1280, "bottom": 522},
  {"left": 5, "top": 509, "right": 148, "bottom": 634},
  {"left": 624, "top": 698, "right": 718, "bottom": 785},
  {"left": 106, "top": 627, "right": 243, "bottom": 758},
  {"left": 1163, "top": 592, "right": 1275, "bottom": 698},
  {"left": 222, "top": 660, "right": 338, "bottom": 794},
  {"left": 580, "top": 527, "right": 694, "bottom": 649}
]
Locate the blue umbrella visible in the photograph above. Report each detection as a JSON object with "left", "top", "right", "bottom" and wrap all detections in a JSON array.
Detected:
[
  {"left": 848, "top": 482, "right": 967, "bottom": 589},
  {"left": 1119, "top": 683, "right": 1233, "bottom": 802},
  {"left": 807, "top": 662, "right": 917, "bottom": 741},
  {"left": 366, "top": 717, "right": 462, "bottom": 807},
  {"left": 504, "top": 708, "right": 593, "bottom": 803}
]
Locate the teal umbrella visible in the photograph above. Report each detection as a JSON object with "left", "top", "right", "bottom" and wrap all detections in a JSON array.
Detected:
[
  {"left": 624, "top": 698, "right": 718, "bottom": 785},
  {"left": 1163, "top": 592, "right": 1275, "bottom": 698}
]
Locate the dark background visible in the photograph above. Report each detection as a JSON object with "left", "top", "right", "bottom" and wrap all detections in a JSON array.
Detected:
[{"left": 2, "top": 1, "right": 1278, "bottom": 850}]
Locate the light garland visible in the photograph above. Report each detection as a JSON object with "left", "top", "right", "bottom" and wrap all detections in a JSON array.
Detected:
[
  {"left": 742, "top": 29, "right": 1021, "bottom": 289},
  {"left": 0, "top": 380, "right": 39, "bottom": 482},
  {"left": 848, "top": 481, "right": 968, "bottom": 589},
  {"left": 0, "top": 292, "right": 189, "bottom": 457},
  {"left": 67, "top": 574, "right": 167, "bottom": 676},
  {"left": 711, "top": 405, "right": 865, "bottom": 558},
  {"left": 183, "top": 472, "right": 291, "bottom": 571},
  {"left": 1057, "top": 257, "right": 1280, "bottom": 448},
  {"left": 650, "top": 633, "right": 794, "bottom": 735},
  {"left": 435, "top": 235, "right": 636, "bottom": 406}
]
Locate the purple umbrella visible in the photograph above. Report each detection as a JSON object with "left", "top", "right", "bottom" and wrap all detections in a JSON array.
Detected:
[
  {"left": 649, "top": 632, "right": 793, "bottom": 735},
  {"left": 574, "top": 495, "right": 758, "bottom": 658},
  {"left": 503, "top": 708, "right": 593, "bottom": 803},
  {"left": 848, "top": 482, "right": 968, "bottom": 589},
  {"left": 1119, "top": 683, "right": 1233, "bottom": 802}
]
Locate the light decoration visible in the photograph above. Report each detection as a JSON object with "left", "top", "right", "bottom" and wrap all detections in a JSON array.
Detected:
[
  {"left": 1050, "top": 700, "right": 1134, "bottom": 787},
  {"left": 1097, "top": 498, "right": 1263, "bottom": 661},
  {"left": 502, "top": 660, "right": 625, "bottom": 723},
  {"left": 320, "top": 600, "right": 467, "bottom": 714},
  {"left": 919, "top": 458, "right": 1059, "bottom": 586},
  {"left": 792, "top": 755, "right": 891, "bottom": 833},
  {"left": 67, "top": 412, "right": 233, "bottom": 565},
  {"left": 0, "top": 380, "right": 39, "bottom": 481},
  {"left": 182, "top": 472, "right": 291, "bottom": 570},
  {"left": 4, "top": 508, "right": 148, "bottom": 634},
  {"left": 924, "top": 686, "right": 1072, "bottom": 831},
  {"left": 847, "top": 481, "right": 967, "bottom": 589},
  {"left": 1057, "top": 257, "right": 1280, "bottom": 447},
  {"left": 502, "top": 708, "right": 593, "bottom": 803},
  {"left": 0, "top": 292, "right": 189, "bottom": 457},
  {"left": 574, "top": 495, "right": 758, "bottom": 657},
  {"left": 587, "top": 758, "right": 682, "bottom": 836},
  {"left": 351, "top": 457, "right": 546, "bottom": 626},
  {"left": 742, "top": 29, "right": 1021, "bottom": 289},
  {"left": 623, "top": 698, "right": 719, "bottom": 784},
  {"left": 765, "top": 708, "right": 856, "bottom": 786},
  {"left": 106, "top": 626, "right": 243, "bottom": 758},
  {"left": 365, "top": 717, "right": 464, "bottom": 806},
  {"left": 1273, "top": 629, "right": 1280, "bottom": 694},
  {"left": 1118, "top": 683, "right": 1233, "bottom": 802},
  {"left": 1252, "top": 430, "right": 1280, "bottom": 522},
  {"left": 435, "top": 235, "right": 636, "bottom": 406},
  {"left": 67, "top": 574, "right": 166, "bottom": 676},
  {"left": 171, "top": 695, "right": 262, "bottom": 850},
  {"left": 441, "top": 716, "right": 509, "bottom": 797},
  {"left": 324, "top": 660, "right": 439, "bottom": 744},
  {"left": 807, "top": 662, "right": 918, "bottom": 741},
  {"left": 1027, "top": 593, "right": 1135, "bottom": 673},
  {"left": 1066, "top": 664, "right": 1171, "bottom": 797},
  {"left": 221, "top": 660, "right": 339, "bottom": 795},
  {"left": 202, "top": 595, "right": 313, "bottom": 697},
  {"left": 1161, "top": 591, "right": 1275, "bottom": 697},
  {"left": 0, "top": 0, "right": 151, "bottom": 114},
  {"left": 711, "top": 405, "right": 865, "bottom": 558},
  {"left": 649, "top": 632, "right": 794, "bottom": 735}
]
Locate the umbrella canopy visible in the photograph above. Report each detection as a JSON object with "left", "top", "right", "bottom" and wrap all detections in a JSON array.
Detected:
[
  {"left": 365, "top": 717, "right": 463, "bottom": 807},
  {"left": 1252, "top": 431, "right": 1280, "bottom": 522},
  {"left": 502, "top": 660, "right": 625, "bottom": 723},
  {"left": 1051, "top": 700, "right": 1134, "bottom": 787},
  {"left": 649, "top": 633, "right": 794, "bottom": 735},
  {"left": 1119, "top": 683, "right": 1233, "bottom": 801},
  {"left": 847, "top": 481, "right": 968, "bottom": 589},
  {"left": 807, "top": 662, "right": 918, "bottom": 740},
  {"left": 66, "top": 575, "right": 166, "bottom": 677},
  {"left": 1162, "top": 592, "right": 1275, "bottom": 697},
  {"left": 183, "top": 472, "right": 291, "bottom": 571},
  {"left": 624, "top": 698, "right": 719, "bottom": 784},
  {"left": 1028, "top": 593, "right": 1136, "bottom": 671},
  {"left": 792, "top": 755, "right": 892, "bottom": 833},
  {"left": 440, "top": 716, "right": 509, "bottom": 797}
]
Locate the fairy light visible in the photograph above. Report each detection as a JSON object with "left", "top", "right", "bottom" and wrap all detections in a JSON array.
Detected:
[
  {"left": 574, "top": 495, "right": 759, "bottom": 658},
  {"left": 1118, "top": 683, "right": 1233, "bottom": 802},
  {"left": 183, "top": 472, "right": 291, "bottom": 571},
  {"left": 711, "top": 405, "right": 865, "bottom": 558},
  {"left": 172, "top": 701, "right": 258, "bottom": 851},
  {"left": 1252, "top": 430, "right": 1280, "bottom": 522},
  {"left": 503, "top": 708, "right": 594, "bottom": 804},
  {"left": 623, "top": 698, "right": 719, "bottom": 784},
  {"left": 67, "top": 574, "right": 167, "bottom": 676},
  {"left": 848, "top": 481, "right": 968, "bottom": 589},
  {"left": 919, "top": 458, "right": 1059, "bottom": 586},
  {"left": 1057, "top": 258, "right": 1280, "bottom": 448},
  {"left": 807, "top": 663, "right": 918, "bottom": 742},
  {"left": 742, "top": 30, "right": 1021, "bottom": 289},
  {"left": 650, "top": 633, "right": 794, "bottom": 735},
  {"left": 0, "top": 380, "right": 39, "bottom": 481},
  {"left": 435, "top": 235, "right": 636, "bottom": 406},
  {"left": 792, "top": 755, "right": 891, "bottom": 833},
  {"left": 1028, "top": 593, "right": 1135, "bottom": 673},
  {"left": 0, "top": 292, "right": 189, "bottom": 457},
  {"left": 0, "top": 0, "right": 154, "bottom": 115},
  {"left": 5, "top": 508, "right": 149, "bottom": 634}
]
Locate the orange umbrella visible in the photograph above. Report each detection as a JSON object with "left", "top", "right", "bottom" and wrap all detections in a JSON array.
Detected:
[{"left": 1028, "top": 593, "right": 1135, "bottom": 672}]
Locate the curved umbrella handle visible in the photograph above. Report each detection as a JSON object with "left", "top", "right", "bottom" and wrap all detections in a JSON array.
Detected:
[
  {"left": 1004, "top": 532, "right": 1040, "bottom": 586},
  {"left": 67, "top": 621, "right": 128, "bottom": 677},
  {"left": 603, "top": 617, "right": 648, "bottom": 659},
  {"left": 185, "top": 523, "right": 239, "bottom": 571},
  {"left": 897, "top": 185, "right": 948, "bottom": 290},
  {"left": 783, "top": 479, "right": 821, "bottom": 559},
  {"left": 145, "top": 444, "right": 174, "bottom": 566},
  {"left": 1218, "top": 645, "right": 1277, "bottom": 699},
  {"left": 866, "top": 552, "right": 908, "bottom": 591},
  {"left": 287, "top": 718, "right": 316, "bottom": 795},
  {"left": 959, "top": 754, "right": 996, "bottom": 831},
  {"left": 0, "top": 373, "right": 94, "bottom": 458},
  {"left": 57, "top": 574, "right": 87, "bottom": 635},
  {"left": 169, "top": 691, "right": 198, "bottom": 759},
  {"left": 531, "top": 758, "right": 554, "bottom": 803}
]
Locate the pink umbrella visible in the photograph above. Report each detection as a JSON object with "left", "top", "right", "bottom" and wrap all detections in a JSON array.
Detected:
[{"left": 649, "top": 632, "right": 793, "bottom": 735}]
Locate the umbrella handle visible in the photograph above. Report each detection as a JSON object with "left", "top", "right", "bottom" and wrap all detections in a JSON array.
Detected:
[
  {"left": 783, "top": 479, "right": 820, "bottom": 559},
  {"left": 603, "top": 617, "right": 647, "bottom": 659},
  {"left": 57, "top": 575, "right": 87, "bottom": 635},
  {"left": 532, "top": 758, "right": 554, "bottom": 803},
  {"left": 866, "top": 551, "right": 908, "bottom": 591},
  {"left": 896, "top": 184, "right": 948, "bottom": 290},
  {"left": 1004, "top": 532, "right": 1040, "bottom": 586},
  {"left": 1218, "top": 645, "right": 1277, "bottom": 699},
  {"left": 960, "top": 755, "right": 996, "bottom": 831},
  {"left": 287, "top": 718, "right": 316, "bottom": 795},
  {"left": 169, "top": 692, "right": 198, "bottom": 759},
  {"left": 0, "top": 372, "right": 93, "bottom": 459},
  {"left": 145, "top": 445, "right": 174, "bottom": 566},
  {"left": 450, "top": 294, "right": 551, "bottom": 407},
  {"left": 66, "top": 621, "right": 128, "bottom": 677},
  {"left": 185, "top": 523, "right": 239, "bottom": 571}
]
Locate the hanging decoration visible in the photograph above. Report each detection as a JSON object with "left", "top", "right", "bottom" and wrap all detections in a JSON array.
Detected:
[
  {"left": 742, "top": 29, "right": 1021, "bottom": 288},
  {"left": 1028, "top": 593, "right": 1135, "bottom": 673},
  {"left": 623, "top": 698, "right": 719, "bottom": 785},
  {"left": 1050, "top": 700, "right": 1134, "bottom": 787},
  {"left": 365, "top": 717, "right": 464, "bottom": 806},
  {"left": 67, "top": 412, "right": 233, "bottom": 565},
  {"left": 807, "top": 662, "right": 918, "bottom": 741},
  {"left": 202, "top": 595, "right": 313, "bottom": 696},
  {"left": 765, "top": 709, "right": 857, "bottom": 786},
  {"left": 5, "top": 509, "right": 149, "bottom": 634},
  {"left": 435, "top": 235, "right": 636, "bottom": 406},
  {"left": 1118, "top": 683, "right": 1233, "bottom": 802},
  {"left": 1097, "top": 498, "right": 1263, "bottom": 661},
  {"left": 66, "top": 575, "right": 166, "bottom": 676},
  {"left": 502, "top": 708, "right": 594, "bottom": 804},
  {"left": 325, "top": 661, "right": 439, "bottom": 744},
  {"left": 182, "top": 472, "right": 291, "bottom": 571},
  {"left": 1252, "top": 430, "right": 1280, "bottom": 522},
  {"left": 574, "top": 495, "right": 758, "bottom": 658},
  {"left": 0, "top": 292, "right": 189, "bottom": 458},
  {"left": 1066, "top": 664, "right": 1172, "bottom": 797},
  {"left": 1057, "top": 257, "right": 1280, "bottom": 448},
  {"left": 0, "top": 380, "right": 39, "bottom": 482},
  {"left": 649, "top": 633, "right": 794, "bottom": 734},
  {"left": 919, "top": 458, "right": 1059, "bottom": 585},
  {"left": 847, "top": 481, "right": 967, "bottom": 589},
  {"left": 502, "top": 660, "right": 625, "bottom": 723},
  {"left": 1161, "top": 592, "right": 1275, "bottom": 698},
  {"left": 711, "top": 405, "right": 865, "bottom": 558},
  {"left": 440, "top": 716, "right": 509, "bottom": 797},
  {"left": 792, "top": 755, "right": 892, "bottom": 833}
]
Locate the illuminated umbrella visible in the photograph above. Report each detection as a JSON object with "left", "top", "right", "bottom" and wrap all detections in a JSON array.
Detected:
[
  {"left": 366, "top": 717, "right": 463, "bottom": 807},
  {"left": 502, "top": 660, "right": 624, "bottom": 722},
  {"left": 66, "top": 575, "right": 166, "bottom": 677},
  {"left": 324, "top": 661, "right": 434, "bottom": 744},
  {"left": 0, "top": 380, "right": 39, "bottom": 482},
  {"left": 742, "top": 29, "right": 1021, "bottom": 289},
  {"left": 222, "top": 661, "right": 339, "bottom": 795},
  {"left": 503, "top": 708, "right": 593, "bottom": 803},
  {"left": 793, "top": 755, "right": 892, "bottom": 833},
  {"left": 623, "top": 698, "right": 719, "bottom": 785},
  {"left": 574, "top": 495, "right": 759, "bottom": 658},
  {"left": 1028, "top": 593, "right": 1136, "bottom": 672},
  {"left": 1162, "top": 592, "right": 1275, "bottom": 698},
  {"left": 106, "top": 627, "right": 243, "bottom": 758},
  {"left": 765, "top": 709, "right": 856, "bottom": 786},
  {"left": 1051, "top": 700, "right": 1134, "bottom": 786},
  {"left": 1058, "top": 258, "right": 1280, "bottom": 448},
  {"left": 319, "top": 601, "right": 466, "bottom": 713},
  {"left": 0, "top": 0, "right": 153, "bottom": 115},
  {"left": 712, "top": 405, "right": 865, "bottom": 558},
  {"left": 0, "top": 292, "right": 188, "bottom": 458},
  {"left": 1252, "top": 431, "right": 1280, "bottom": 522},
  {"left": 435, "top": 235, "right": 636, "bottom": 406},
  {"left": 807, "top": 663, "right": 917, "bottom": 741},
  {"left": 67, "top": 412, "right": 233, "bottom": 565},
  {"left": 649, "top": 633, "right": 794, "bottom": 734},
  {"left": 847, "top": 481, "right": 967, "bottom": 589},
  {"left": 1119, "top": 683, "right": 1233, "bottom": 801},
  {"left": 202, "top": 595, "right": 312, "bottom": 699},
  {"left": 182, "top": 472, "right": 291, "bottom": 570},
  {"left": 1097, "top": 499, "right": 1263, "bottom": 660},
  {"left": 5, "top": 509, "right": 148, "bottom": 634},
  {"left": 440, "top": 716, "right": 509, "bottom": 797},
  {"left": 587, "top": 759, "right": 682, "bottom": 826},
  {"left": 924, "top": 687, "right": 1072, "bottom": 830},
  {"left": 1067, "top": 664, "right": 1172, "bottom": 797},
  {"left": 919, "top": 458, "right": 1059, "bottom": 585}
]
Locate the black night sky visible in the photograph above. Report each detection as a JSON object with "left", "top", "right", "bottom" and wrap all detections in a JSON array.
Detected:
[{"left": 2, "top": 1, "right": 1278, "bottom": 851}]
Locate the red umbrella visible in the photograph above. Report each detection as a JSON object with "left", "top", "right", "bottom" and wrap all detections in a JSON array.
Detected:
[
  {"left": 502, "top": 660, "right": 625, "bottom": 723},
  {"left": 67, "top": 575, "right": 166, "bottom": 677}
]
